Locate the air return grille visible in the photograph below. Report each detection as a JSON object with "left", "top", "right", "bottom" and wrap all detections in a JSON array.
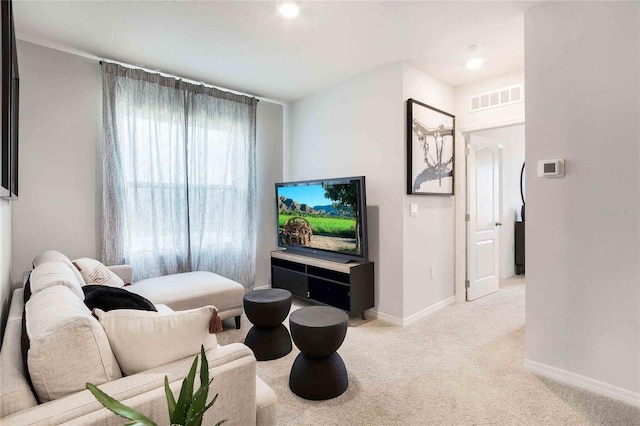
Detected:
[{"left": 470, "top": 85, "right": 523, "bottom": 112}]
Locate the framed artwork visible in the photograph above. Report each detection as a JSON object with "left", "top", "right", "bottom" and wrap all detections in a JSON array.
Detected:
[{"left": 406, "top": 98, "right": 455, "bottom": 195}]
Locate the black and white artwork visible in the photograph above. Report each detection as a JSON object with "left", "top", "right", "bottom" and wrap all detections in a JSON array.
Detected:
[{"left": 406, "top": 99, "right": 455, "bottom": 195}]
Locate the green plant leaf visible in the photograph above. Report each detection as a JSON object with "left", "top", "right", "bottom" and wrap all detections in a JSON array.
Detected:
[
  {"left": 164, "top": 375, "right": 176, "bottom": 419},
  {"left": 186, "top": 347, "right": 211, "bottom": 426},
  {"left": 171, "top": 356, "right": 198, "bottom": 424},
  {"left": 188, "top": 393, "right": 221, "bottom": 426},
  {"left": 186, "top": 378, "right": 213, "bottom": 426},
  {"left": 86, "top": 383, "right": 156, "bottom": 425},
  {"left": 199, "top": 345, "right": 209, "bottom": 391}
]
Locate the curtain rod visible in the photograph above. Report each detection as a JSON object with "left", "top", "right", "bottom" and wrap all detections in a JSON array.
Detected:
[{"left": 99, "top": 59, "right": 264, "bottom": 103}]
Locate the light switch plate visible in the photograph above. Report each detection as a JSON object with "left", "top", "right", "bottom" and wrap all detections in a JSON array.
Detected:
[{"left": 410, "top": 203, "right": 418, "bottom": 217}]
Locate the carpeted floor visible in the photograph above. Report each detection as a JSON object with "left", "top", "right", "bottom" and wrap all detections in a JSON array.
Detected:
[{"left": 217, "top": 277, "right": 640, "bottom": 425}]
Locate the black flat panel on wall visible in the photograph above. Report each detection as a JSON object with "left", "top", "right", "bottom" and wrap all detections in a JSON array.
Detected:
[{"left": 1, "top": 0, "right": 18, "bottom": 198}]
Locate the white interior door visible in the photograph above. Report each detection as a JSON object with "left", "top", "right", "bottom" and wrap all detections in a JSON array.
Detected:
[{"left": 467, "top": 134, "right": 500, "bottom": 301}]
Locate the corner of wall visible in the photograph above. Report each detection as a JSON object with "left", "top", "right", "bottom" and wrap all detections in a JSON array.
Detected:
[{"left": 400, "top": 64, "right": 456, "bottom": 319}]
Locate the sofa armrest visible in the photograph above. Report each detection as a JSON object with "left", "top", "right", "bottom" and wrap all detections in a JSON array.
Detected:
[
  {"left": 1, "top": 343, "right": 259, "bottom": 426},
  {"left": 107, "top": 264, "right": 133, "bottom": 285}
]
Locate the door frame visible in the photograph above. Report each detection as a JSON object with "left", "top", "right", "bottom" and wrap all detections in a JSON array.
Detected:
[{"left": 454, "top": 118, "right": 524, "bottom": 303}]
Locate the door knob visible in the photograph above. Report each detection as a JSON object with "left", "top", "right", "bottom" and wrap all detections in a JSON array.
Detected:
[{"left": 495, "top": 222, "right": 503, "bottom": 226}]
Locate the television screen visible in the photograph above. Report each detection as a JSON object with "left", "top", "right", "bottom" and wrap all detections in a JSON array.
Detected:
[{"left": 276, "top": 176, "right": 367, "bottom": 262}]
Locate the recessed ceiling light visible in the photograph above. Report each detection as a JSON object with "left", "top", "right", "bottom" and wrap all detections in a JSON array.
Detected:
[
  {"left": 465, "top": 58, "right": 484, "bottom": 70},
  {"left": 278, "top": 2, "right": 300, "bottom": 19}
]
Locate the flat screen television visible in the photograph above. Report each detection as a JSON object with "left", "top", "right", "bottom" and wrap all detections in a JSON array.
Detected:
[
  {"left": 0, "top": 0, "right": 18, "bottom": 199},
  {"left": 275, "top": 176, "right": 368, "bottom": 263}
]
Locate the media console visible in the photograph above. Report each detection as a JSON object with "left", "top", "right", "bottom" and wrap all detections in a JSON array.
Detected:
[{"left": 270, "top": 251, "right": 374, "bottom": 318}]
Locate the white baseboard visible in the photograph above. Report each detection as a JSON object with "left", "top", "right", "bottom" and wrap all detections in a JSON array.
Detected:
[
  {"left": 366, "top": 296, "right": 456, "bottom": 327},
  {"left": 402, "top": 296, "right": 456, "bottom": 327},
  {"left": 365, "top": 310, "right": 403, "bottom": 326},
  {"left": 523, "top": 359, "right": 640, "bottom": 408}
]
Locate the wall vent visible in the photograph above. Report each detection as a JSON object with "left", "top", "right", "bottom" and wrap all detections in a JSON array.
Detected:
[{"left": 469, "top": 85, "right": 523, "bottom": 113}]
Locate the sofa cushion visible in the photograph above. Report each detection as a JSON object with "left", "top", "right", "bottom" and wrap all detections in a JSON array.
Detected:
[
  {"left": 82, "top": 285, "right": 157, "bottom": 312},
  {"left": 0, "top": 289, "right": 38, "bottom": 418},
  {"left": 128, "top": 271, "right": 245, "bottom": 314},
  {"left": 30, "top": 260, "right": 84, "bottom": 300},
  {"left": 33, "top": 250, "right": 85, "bottom": 286},
  {"left": 25, "top": 286, "right": 122, "bottom": 402},
  {"left": 73, "top": 257, "right": 125, "bottom": 287},
  {"left": 94, "top": 306, "right": 218, "bottom": 375}
]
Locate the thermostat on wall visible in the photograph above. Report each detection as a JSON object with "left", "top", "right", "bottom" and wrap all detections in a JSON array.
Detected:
[{"left": 537, "top": 159, "right": 565, "bottom": 177}]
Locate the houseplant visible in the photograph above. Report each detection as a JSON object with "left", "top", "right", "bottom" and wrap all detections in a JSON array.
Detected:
[{"left": 87, "top": 346, "right": 226, "bottom": 426}]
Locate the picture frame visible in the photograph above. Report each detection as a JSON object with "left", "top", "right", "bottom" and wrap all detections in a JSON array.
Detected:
[{"left": 406, "top": 98, "right": 455, "bottom": 195}]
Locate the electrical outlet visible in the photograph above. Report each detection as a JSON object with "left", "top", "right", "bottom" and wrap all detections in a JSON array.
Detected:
[
  {"left": 410, "top": 203, "right": 418, "bottom": 217},
  {"left": 430, "top": 265, "right": 436, "bottom": 279}
]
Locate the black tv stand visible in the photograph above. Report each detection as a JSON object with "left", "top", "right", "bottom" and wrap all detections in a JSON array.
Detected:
[
  {"left": 270, "top": 251, "right": 374, "bottom": 318},
  {"left": 280, "top": 249, "right": 353, "bottom": 264}
]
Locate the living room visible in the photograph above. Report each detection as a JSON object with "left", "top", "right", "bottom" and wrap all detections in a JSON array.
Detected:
[{"left": 1, "top": 1, "right": 639, "bottom": 425}]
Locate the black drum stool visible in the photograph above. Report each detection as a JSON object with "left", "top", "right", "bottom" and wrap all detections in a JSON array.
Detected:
[
  {"left": 289, "top": 306, "right": 349, "bottom": 400},
  {"left": 243, "top": 288, "right": 292, "bottom": 361}
]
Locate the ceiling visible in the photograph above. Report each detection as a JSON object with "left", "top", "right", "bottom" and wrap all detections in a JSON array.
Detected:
[{"left": 14, "top": 1, "right": 533, "bottom": 102}]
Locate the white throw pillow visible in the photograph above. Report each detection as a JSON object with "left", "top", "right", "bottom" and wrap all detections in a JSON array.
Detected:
[
  {"left": 73, "top": 257, "right": 125, "bottom": 288},
  {"left": 94, "top": 306, "right": 218, "bottom": 375},
  {"left": 30, "top": 260, "right": 85, "bottom": 300}
]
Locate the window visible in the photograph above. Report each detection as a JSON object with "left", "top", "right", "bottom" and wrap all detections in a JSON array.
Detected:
[{"left": 102, "top": 63, "right": 257, "bottom": 286}]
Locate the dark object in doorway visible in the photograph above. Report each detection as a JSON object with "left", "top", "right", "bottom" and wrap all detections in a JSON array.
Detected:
[
  {"left": 520, "top": 162, "right": 525, "bottom": 221},
  {"left": 515, "top": 221, "right": 525, "bottom": 275}
]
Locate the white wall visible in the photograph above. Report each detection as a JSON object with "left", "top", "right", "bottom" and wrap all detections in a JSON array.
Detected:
[
  {"left": 0, "top": 199, "right": 11, "bottom": 344},
  {"left": 401, "top": 64, "right": 455, "bottom": 317},
  {"left": 474, "top": 125, "right": 525, "bottom": 279},
  {"left": 288, "top": 62, "right": 405, "bottom": 320},
  {"left": 13, "top": 41, "right": 102, "bottom": 283},
  {"left": 525, "top": 1, "right": 640, "bottom": 399},
  {"left": 13, "top": 41, "right": 284, "bottom": 289},
  {"left": 288, "top": 62, "right": 456, "bottom": 322},
  {"left": 255, "top": 101, "right": 284, "bottom": 288},
  {"left": 452, "top": 72, "right": 525, "bottom": 302},
  {"left": 454, "top": 72, "right": 524, "bottom": 132}
]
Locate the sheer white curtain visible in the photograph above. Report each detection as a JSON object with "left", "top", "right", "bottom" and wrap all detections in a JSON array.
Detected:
[{"left": 102, "top": 63, "right": 257, "bottom": 287}]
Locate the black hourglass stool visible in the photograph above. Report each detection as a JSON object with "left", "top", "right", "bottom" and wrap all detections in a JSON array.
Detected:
[
  {"left": 243, "top": 288, "right": 292, "bottom": 361},
  {"left": 289, "top": 306, "right": 349, "bottom": 400}
]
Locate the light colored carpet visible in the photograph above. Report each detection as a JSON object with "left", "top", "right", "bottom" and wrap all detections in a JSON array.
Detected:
[{"left": 217, "top": 278, "right": 640, "bottom": 425}]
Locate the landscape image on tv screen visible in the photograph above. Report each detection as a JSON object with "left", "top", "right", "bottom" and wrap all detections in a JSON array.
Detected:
[{"left": 277, "top": 182, "right": 361, "bottom": 255}]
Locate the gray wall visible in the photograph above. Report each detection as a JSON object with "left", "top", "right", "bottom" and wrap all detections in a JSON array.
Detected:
[
  {"left": 12, "top": 41, "right": 283, "bottom": 289},
  {"left": 255, "top": 101, "right": 283, "bottom": 287},
  {"left": 525, "top": 1, "right": 639, "bottom": 395},
  {"left": 288, "top": 63, "right": 405, "bottom": 320},
  {"left": 288, "top": 62, "right": 456, "bottom": 323},
  {"left": 0, "top": 199, "right": 11, "bottom": 344},
  {"left": 13, "top": 41, "right": 102, "bottom": 283}
]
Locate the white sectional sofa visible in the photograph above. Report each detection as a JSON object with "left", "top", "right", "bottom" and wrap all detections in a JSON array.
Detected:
[{"left": 0, "top": 251, "right": 276, "bottom": 425}]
